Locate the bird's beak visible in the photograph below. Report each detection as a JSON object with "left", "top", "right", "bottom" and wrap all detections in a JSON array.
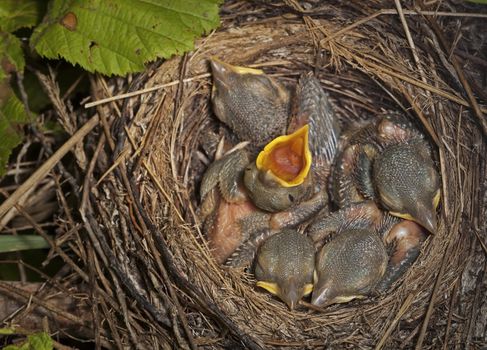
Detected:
[
  {"left": 256, "top": 281, "right": 279, "bottom": 296},
  {"left": 283, "top": 293, "right": 297, "bottom": 311},
  {"left": 210, "top": 57, "right": 263, "bottom": 86},
  {"left": 281, "top": 281, "right": 302, "bottom": 311},
  {"left": 414, "top": 204, "right": 437, "bottom": 234},
  {"left": 390, "top": 198, "right": 438, "bottom": 234},
  {"left": 311, "top": 286, "right": 329, "bottom": 307},
  {"left": 256, "top": 125, "right": 312, "bottom": 187}
]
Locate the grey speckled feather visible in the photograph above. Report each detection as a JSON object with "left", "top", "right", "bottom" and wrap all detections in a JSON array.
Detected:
[
  {"left": 211, "top": 59, "right": 290, "bottom": 150},
  {"left": 255, "top": 229, "right": 315, "bottom": 286},
  {"left": 199, "top": 149, "right": 249, "bottom": 203},
  {"left": 373, "top": 140, "right": 437, "bottom": 213},
  {"left": 290, "top": 73, "right": 341, "bottom": 190},
  {"left": 314, "top": 228, "right": 388, "bottom": 304}
]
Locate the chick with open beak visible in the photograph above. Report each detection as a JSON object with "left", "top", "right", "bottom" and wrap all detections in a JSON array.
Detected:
[
  {"left": 200, "top": 140, "right": 325, "bottom": 267},
  {"left": 243, "top": 72, "right": 340, "bottom": 213},
  {"left": 254, "top": 229, "right": 315, "bottom": 310},
  {"left": 223, "top": 125, "right": 326, "bottom": 267},
  {"left": 210, "top": 58, "right": 290, "bottom": 150},
  {"left": 244, "top": 125, "right": 313, "bottom": 212}
]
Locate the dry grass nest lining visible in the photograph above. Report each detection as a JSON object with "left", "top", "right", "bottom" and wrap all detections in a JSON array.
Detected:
[{"left": 91, "top": 5, "right": 483, "bottom": 349}]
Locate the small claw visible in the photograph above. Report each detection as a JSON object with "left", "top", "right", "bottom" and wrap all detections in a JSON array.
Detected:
[
  {"left": 225, "top": 229, "right": 274, "bottom": 268},
  {"left": 214, "top": 136, "right": 226, "bottom": 160}
]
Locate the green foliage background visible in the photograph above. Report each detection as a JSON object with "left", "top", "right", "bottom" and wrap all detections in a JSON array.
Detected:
[{"left": 0, "top": 0, "right": 222, "bottom": 176}]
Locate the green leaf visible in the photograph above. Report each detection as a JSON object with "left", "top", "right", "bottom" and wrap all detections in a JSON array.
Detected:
[
  {"left": 27, "top": 332, "right": 53, "bottom": 350},
  {"left": 3, "top": 332, "right": 53, "bottom": 350},
  {"left": 0, "top": 0, "right": 42, "bottom": 32},
  {"left": 0, "top": 31, "right": 25, "bottom": 78},
  {"left": 31, "top": 0, "right": 222, "bottom": 76},
  {"left": 0, "top": 235, "right": 50, "bottom": 253},
  {"left": 0, "top": 328, "right": 16, "bottom": 335},
  {"left": 0, "top": 83, "right": 32, "bottom": 176},
  {"left": 466, "top": 0, "right": 487, "bottom": 3}
]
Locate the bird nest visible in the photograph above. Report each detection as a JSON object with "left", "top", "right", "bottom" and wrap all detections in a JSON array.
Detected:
[{"left": 81, "top": 1, "right": 485, "bottom": 349}]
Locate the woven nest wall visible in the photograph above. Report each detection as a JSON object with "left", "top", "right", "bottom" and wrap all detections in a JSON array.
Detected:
[{"left": 83, "top": 1, "right": 485, "bottom": 349}]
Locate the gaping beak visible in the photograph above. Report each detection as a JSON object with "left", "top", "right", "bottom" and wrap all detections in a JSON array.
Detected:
[{"left": 256, "top": 125, "right": 312, "bottom": 187}]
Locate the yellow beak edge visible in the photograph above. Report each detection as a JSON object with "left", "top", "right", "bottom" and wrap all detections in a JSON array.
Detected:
[{"left": 256, "top": 125, "right": 312, "bottom": 188}]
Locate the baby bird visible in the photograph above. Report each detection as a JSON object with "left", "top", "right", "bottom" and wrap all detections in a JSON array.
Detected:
[
  {"left": 372, "top": 140, "right": 440, "bottom": 234},
  {"left": 254, "top": 229, "right": 315, "bottom": 310},
  {"left": 308, "top": 202, "right": 388, "bottom": 307},
  {"left": 210, "top": 58, "right": 290, "bottom": 150},
  {"left": 243, "top": 73, "right": 340, "bottom": 212},
  {"left": 332, "top": 115, "right": 440, "bottom": 233},
  {"left": 243, "top": 125, "right": 314, "bottom": 212},
  {"left": 200, "top": 141, "right": 326, "bottom": 266},
  {"left": 199, "top": 145, "right": 259, "bottom": 264}
]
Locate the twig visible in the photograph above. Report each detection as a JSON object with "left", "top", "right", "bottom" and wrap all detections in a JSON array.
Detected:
[
  {"left": 84, "top": 73, "right": 210, "bottom": 108},
  {"left": 359, "top": 59, "right": 486, "bottom": 112},
  {"left": 473, "top": 230, "right": 487, "bottom": 256},
  {"left": 376, "top": 293, "right": 415, "bottom": 350},
  {"left": 13, "top": 205, "right": 90, "bottom": 283},
  {"left": 394, "top": 0, "right": 429, "bottom": 87},
  {"left": 320, "top": 8, "right": 487, "bottom": 47},
  {"left": 425, "top": 16, "right": 487, "bottom": 136},
  {"left": 0, "top": 179, "right": 47, "bottom": 231},
  {"left": 0, "top": 281, "right": 88, "bottom": 326},
  {"left": 396, "top": 79, "right": 439, "bottom": 145},
  {"left": 415, "top": 214, "right": 460, "bottom": 349},
  {"left": 0, "top": 115, "right": 99, "bottom": 219},
  {"left": 442, "top": 278, "right": 458, "bottom": 350}
]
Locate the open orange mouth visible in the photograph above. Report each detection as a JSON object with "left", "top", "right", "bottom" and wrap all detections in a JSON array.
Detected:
[{"left": 256, "top": 125, "right": 312, "bottom": 187}]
